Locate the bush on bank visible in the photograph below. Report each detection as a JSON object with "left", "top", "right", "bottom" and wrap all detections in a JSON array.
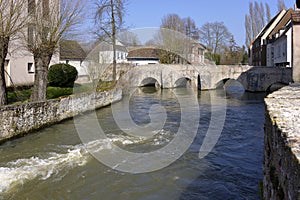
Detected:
[{"left": 48, "top": 63, "right": 78, "bottom": 88}]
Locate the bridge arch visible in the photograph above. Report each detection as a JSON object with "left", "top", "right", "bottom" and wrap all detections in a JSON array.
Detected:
[
  {"left": 140, "top": 77, "right": 161, "bottom": 88},
  {"left": 215, "top": 78, "right": 246, "bottom": 90},
  {"left": 174, "top": 77, "right": 192, "bottom": 88},
  {"left": 266, "top": 82, "right": 288, "bottom": 93}
]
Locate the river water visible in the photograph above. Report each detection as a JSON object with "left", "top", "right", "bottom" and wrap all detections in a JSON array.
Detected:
[{"left": 0, "top": 87, "right": 265, "bottom": 200}]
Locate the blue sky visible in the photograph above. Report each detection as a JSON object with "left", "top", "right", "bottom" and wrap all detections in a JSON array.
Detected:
[{"left": 122, "top": 0, "right": 296, "bottom": 46}]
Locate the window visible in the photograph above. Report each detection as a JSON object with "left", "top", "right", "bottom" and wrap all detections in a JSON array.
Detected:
[
  {"left": 28, "top": 0, "right": 35, "bottom": 14},
  {"left": 198, "top": 48, "right": 204, "bottom": 55},
  {"left": 28, "top": 63, "right": 34, "bottom": 74}
]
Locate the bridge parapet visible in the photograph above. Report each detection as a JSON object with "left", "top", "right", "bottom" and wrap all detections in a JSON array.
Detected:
[{"left": 118, "top": 64, "right": 292, "bottom": 92}]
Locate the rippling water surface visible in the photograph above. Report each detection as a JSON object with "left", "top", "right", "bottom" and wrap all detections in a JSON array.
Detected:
[{"left": 0, "top": 87, "right": 265, "bottom": 200}]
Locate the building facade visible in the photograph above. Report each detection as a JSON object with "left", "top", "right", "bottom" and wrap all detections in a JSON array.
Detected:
[{"left": 5, "top": 0, "right": 59, "bottom": 87}]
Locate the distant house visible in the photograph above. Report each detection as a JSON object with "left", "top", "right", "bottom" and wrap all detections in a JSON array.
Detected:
[
  {"left": 98, "top": 41, "right": 128, "bottom": 64},
  {"left": 249, "top": 9, "right": 287, "bottom": 66},
  {"left": 189, "top": 42, "right": 206, "bottom": 65},
  {"left": 250, "top": 7, "right": 300, "bottom": 68},
  {"left": 59, "top": 40, "right": 88, "bottom": 83},
  {"left": 5, "top": 0, "right": 59, "bottom": 87},
  {"left": 266, "top": 9, "right": 294, "bottom": 67},
  {"left": 127, "top": 47, "right": 160, "bottom": 66}
]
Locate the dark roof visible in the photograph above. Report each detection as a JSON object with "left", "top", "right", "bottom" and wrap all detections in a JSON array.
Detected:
[
  {"left": 269, "top": 9, "right": 293, "bottom": 39},
  {"left": 60, "top": 40, "right": 87, "bottom": 60},
  {"left": 251, "top": 10, "right": 286, "bottom": 45},
  {"left": 127, "top": 47, "right": 160, "bottom": 59}
]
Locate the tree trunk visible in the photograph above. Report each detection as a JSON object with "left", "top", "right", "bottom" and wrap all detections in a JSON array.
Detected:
[
  {"left": 31, "top": 52, "right": 52, "bottom": 102},
  {"left": 111, "top": 0, "right": 117, "bottom": 81},
  {"left": 0, "top": 36, "right": 9, "bottom": 105}
]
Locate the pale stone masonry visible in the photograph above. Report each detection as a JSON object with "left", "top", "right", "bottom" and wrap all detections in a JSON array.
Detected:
[
  {"left": 264, "top": 85, "right": 300, "bottom": 199},
  {"left": 0, "top": 89, "right": 122, "bottom": 143}
]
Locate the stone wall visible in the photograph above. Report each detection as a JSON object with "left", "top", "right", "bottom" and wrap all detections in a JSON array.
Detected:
[
  {"left": 264, "top": 85, "right": 300, "bottom": 199},
  {"left": 119, "top": 64, "right": 292, "bottom": 92},
  {"left": 0, "top": 89, "right": 122, "bottom": 143}
]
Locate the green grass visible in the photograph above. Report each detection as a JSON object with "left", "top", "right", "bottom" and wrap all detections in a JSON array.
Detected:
[
  {"left": 7, "top": 82, "right": 116, "bottom": 104},
  {"left": 46, "top": 87, "right": 73, "bottom": 99},
  {"left": 8, "top": 90, "right": 32, "bottom": 104}
]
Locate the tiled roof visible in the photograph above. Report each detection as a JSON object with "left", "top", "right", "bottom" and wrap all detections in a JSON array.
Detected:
[
  {"left": 60, "top": 40, "right": 87, "bottom": 60},
  {"left": 127, "top": 47, "right": 160, "bottom": 59}
]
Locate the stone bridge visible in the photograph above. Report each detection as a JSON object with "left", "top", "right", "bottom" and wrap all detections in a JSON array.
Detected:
[{"left": 120, "top": 64, "right": 292, "bottom": 92}]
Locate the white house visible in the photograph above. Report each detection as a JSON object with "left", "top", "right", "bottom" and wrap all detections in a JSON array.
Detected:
[
  {"left": 189, "top": 42, "right": 206, "bottom": 65},
  {"left": 98, "top": 41, "right": 128, "bottom": 64},
  {"left": 5, "top": 0, "right": 59, "bottom": 87},
  {"left": 127, "top": 47, "right": 160, "bottom": 66},
  {"left": 273, "top": 24, "right": 292, "bottom": 67},
  {"left": 59, "top": 40, "right": 88, "bottom": 83}
]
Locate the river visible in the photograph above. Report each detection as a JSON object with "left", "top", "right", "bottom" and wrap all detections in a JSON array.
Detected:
[{"left": 0, "top": 86, "right": 265, "bottom": 200}]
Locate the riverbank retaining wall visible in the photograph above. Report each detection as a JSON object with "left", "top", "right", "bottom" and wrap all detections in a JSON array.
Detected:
[
  {"left": 0, "top": 89, "right": 122, "bottom": 143},
  {"left": 264, "top": 85, "right": 300, "bottom": 199}
]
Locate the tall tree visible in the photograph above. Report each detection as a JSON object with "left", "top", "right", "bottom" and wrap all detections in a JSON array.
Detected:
[
  {"left": 183, "top": 17, "right": 199, "bottom": 41},
  {"left": 245, "top": 1, "right": 271, "bottom": 47},
  {"left": 160, "top": 14, "right": 199, "bottom": 40},
  {"left": 277, "top": 0, "right": 287, "bottom": 11},
  {"left": 266, "top": 3, "right": 271, "bottom": 23},
  {"left": 94, "top": 0, "right": 127, "bottom": 81},
  {"left": 161, "top": 14, "right": 184, "bottom": 33},
  {"left": 199, "top": 21, "right": 232, "bottom": 54},
  {"left": 27, "top": 0, "right": 84, "bottom": 102},
  {"left": 0, "top": 0, "right": 27, "bottom": 105}
]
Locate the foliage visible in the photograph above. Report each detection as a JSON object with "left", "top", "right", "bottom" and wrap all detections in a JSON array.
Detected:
[
  {"left": 48, "top": 64, "right": 78, "bottom": 88},
  {"left": 220, "top": 38, "right": 249, "bottom": 65},
  {"left": 205, "top": 52, "right": 221, "bottom": 65}
]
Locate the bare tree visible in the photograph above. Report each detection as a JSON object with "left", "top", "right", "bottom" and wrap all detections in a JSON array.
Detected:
[
  {"left": 27, "top": 0, "right": 84, "bottom": 102},
  {"left": 277, "top": 0, "right": 286, "bottom": 11},
  {"left": 117, "top": 30, "right": 141, "bottom": 46},
  {"left": 160, "top": 14, "right": 199, "bottom": 40},
  {"left": 94, "top": 0, "right": 127, "bottom": 81},
  {"left": 245, "top": 1, "right": 272, "bottom": 47},
  {"left": 245, "top": 15, "right": 252, "bottom": 48},
  {"left": 161, "top": 14, "right": 184, "bottom": 33},
  {"left": 0, "top": 0, "right": 27, "bottom": 105},
  {"left": 266, "top": 3, "right": 271, "bottom": 23},
  {"left": 199, "top": 22, "right": 232, "bottom": 54},
  {"left": 183, "top": 17, "right": 199, "bottom": 41},
  {"left": 249, "top": 2, "right": 257, "bottom": 40}
]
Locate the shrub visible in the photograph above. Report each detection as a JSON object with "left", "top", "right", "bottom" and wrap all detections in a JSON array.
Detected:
[{"left": 48, "top": 63, "right": 78, "bottom": 87}]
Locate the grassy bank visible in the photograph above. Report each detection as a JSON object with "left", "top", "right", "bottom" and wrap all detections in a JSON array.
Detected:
[{"left": 7, "top": 82, "right": 116, "bottom": 104}]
